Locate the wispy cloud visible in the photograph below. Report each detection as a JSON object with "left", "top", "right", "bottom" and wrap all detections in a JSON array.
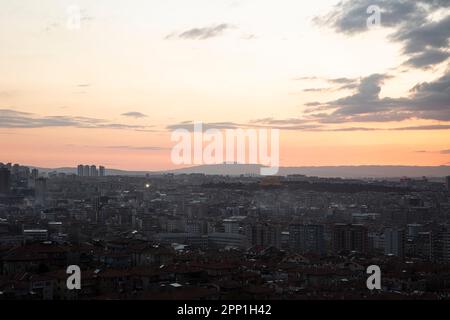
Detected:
[
  {"left": 414, "top": 149, "right": 450, "bottom": 154},
  {"left": 167, "top": 118, "right": 450, "bottom": 133},
  {"left": 121, "top": 112, "right": 148, "bottom": 118},
  {"left": 391, "top": 125, "right": 450, "bottom": 131},
  {"left": 66, "top": 144, "right": 168, "bottom": 151},
  {"left": 167, "top": 119, "right": 322, "bottom": 131},
  {"left": 0, "top": 90, "right": 17, "bottom": 97},
  {"left": 105, "top": 145, "right": 167, "bottom": 151},
  {"left": 303, "top": 88, "right": 331, "bottom": 92},
  {"left": 167, "top": 121, "right": 241, "bottom": 131},
  {"left": 0, "top": 109, "right": 153, "bottom": 131},
  {"left": 335, "top": 125, "right": 450, "bottom": 132},
  {"left": 293, "top": 76, "right": 359, "bottom": 93},
  {"left": 166, "top": 24, "right": 234, "bottom": 40}
]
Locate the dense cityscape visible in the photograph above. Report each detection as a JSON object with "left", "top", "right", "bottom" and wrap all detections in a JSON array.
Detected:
[{"left": 1, "top": 162, "right": 450, "bottom": 300}]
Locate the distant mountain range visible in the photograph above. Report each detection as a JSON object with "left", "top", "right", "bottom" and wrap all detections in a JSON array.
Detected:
[{"left": 30, "top": 164, "right": 450, "bottom": 178}]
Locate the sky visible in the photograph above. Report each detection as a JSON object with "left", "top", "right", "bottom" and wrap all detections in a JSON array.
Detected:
[{"left": 0, "top": 0, "right": 449, "bottom": 170}]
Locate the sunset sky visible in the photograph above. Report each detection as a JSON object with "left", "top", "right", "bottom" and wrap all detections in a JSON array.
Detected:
[{"left": 1, "top": 0, "right": 449, "bottom": 170}]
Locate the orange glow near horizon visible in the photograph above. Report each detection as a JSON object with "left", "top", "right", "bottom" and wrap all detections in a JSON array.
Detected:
[{"left": 1, "top": 126, "right": 449, "bottom": 171}]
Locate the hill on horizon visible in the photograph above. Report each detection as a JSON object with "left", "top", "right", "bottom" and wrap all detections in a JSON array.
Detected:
[{"left": 29, "top": 164, "right": 450, "bottom": 178}]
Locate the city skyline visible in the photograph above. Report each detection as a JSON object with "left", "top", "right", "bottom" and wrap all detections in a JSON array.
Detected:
[{"left": 1, "top": 159, "right": 450, "bottom": 300}]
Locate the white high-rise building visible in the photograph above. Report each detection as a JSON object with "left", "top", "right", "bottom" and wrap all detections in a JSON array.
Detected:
[
  {"left": 77, "top": 165, "right": 84, "bottom": 176},
  {"left": 84, "top": 165, "right": 90, "bottom": 177},
  {"left": 90, "top": 165, "right": 98, "bottom": 177}
]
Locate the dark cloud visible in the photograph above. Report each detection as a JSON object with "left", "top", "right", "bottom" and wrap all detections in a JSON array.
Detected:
[
  {"left": 121, "top": 112, "right": 148, "bottom": 118},
  {"left": 315, "top": 0, "right": 450, "bottom": 69},
  {"left": 315, "top": 0, "right": 427, "bottom": 34},
  {"left": 339, "top": 83, "right": 360, "bottom": 90},
  {"left": 166, "top": 24, "right": 234, "bottom": 40},
  {"left": 329, "top": 77, "right": 359, "bottom": 85},
  {"left": 441, "top": 149, "right": 450, "bottom": 154},
  {"left": 404, "top": 49, "right": 450, "bottom": 69},
  {"left": 407, "top": 71, "right": 450, "bottom": 120},
  {"left": 305, "top": 102, "right": 322, "bottom": 107},
  {"left": 0, "top": 109, "right": 152, "bottom": 130},
  {"left": 305, "top": 71, "right": 450, "bottom": 123},
  {"left": 392, "top": 15, "right": 450, "bottom": 55}
]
